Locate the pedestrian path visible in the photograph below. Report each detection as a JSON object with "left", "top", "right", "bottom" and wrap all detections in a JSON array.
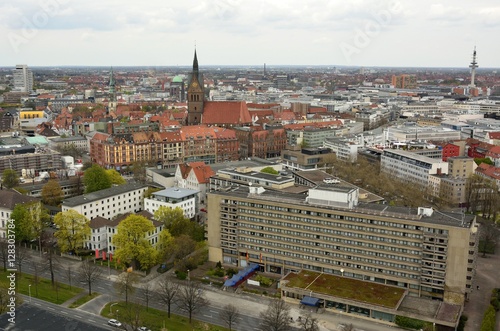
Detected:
[{"left": 61, "top": 290, "right": 89, "bottom": 308}]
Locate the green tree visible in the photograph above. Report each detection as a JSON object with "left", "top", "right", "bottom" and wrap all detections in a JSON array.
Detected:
[
  {"left": 105, "top": 169, "right": 126, "bottom": 185},
  {"left": 11, "top": 202, "right": 50, "bottom": 247},
  {"left": 53, "top": 210, "right": 91, "bottom": 254},
  {"left": 260, "top": 166, "right": 279, "bottom": 175},
  {"left": 2, "top": 169, "right": 18, "bottom": 189},
  {"left": 132, "top": 160, "right": 148, "bottom": 183},
  {"left": 84, "top": 164, "right": 112, "bottom": 193},
  {"left": 41, "top": 179, "right": 63, "bottom": 206},
  {"left": 154, "top": 206, "right": 204, "bottom": 241},
  {"left": 112, "top": 214, "right": 158, "bottom": 271}
]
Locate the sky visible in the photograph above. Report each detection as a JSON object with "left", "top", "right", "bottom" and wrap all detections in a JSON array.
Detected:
[{"left": 1, "top": 0, "right": 499, "bottom": 68}]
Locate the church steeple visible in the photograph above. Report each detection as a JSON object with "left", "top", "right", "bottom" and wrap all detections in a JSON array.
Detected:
[
  {"left": 108, "top": 67, "right": 117, "bottom": 112},
  {"left": 193, "top": 49, "right": 199, "bottom": 73},
  {"left": 187, "top": 49, "right": 204, "bottom": 126}
]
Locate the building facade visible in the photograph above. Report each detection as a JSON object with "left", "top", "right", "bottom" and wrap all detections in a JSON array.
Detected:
[
  {"left": 13, "top": 64, "right": 33, "bottom": 93},
  {"left": 144, "top": 187, "right": 199, "bottom": 219},
  {"left": 207, "top": 185, "right": 478, "bottom": 307},
  {"left": 62, "top": 183, "right": 148, "bottom": 220}
]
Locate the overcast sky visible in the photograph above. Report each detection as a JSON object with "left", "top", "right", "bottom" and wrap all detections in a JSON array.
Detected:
[{"left": 1, "top": 0, "right": 499, "bottom": 68}]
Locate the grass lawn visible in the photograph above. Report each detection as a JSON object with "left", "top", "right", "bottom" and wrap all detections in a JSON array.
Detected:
[
  {"left": 69, "top": 292, "right": 100, "bottom": 308},
  {"left": 282, "top": 270, "right": 405, "bottom": 308},
  {"left": 102, "top": 301, "right": 230, "bottom": 331},
  {"left": 0, "top": 270, "right": 83, "bottom": 304}
]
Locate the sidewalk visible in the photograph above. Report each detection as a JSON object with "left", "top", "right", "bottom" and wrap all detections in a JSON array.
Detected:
[
  {"left": 61, "top": 290, "right": 89, "bottom": 308},
  {"left": 78, "top": 293, "right": 113, "bottom": 315}
]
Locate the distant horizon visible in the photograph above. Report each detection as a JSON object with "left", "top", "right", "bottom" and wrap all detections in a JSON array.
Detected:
[{"left": 1, "top": 64, "right": 499, "bottom": 71}]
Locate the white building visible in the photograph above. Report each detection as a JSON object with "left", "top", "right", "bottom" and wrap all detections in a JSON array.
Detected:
[
  {"left": 175, "top": 162, "right": 215, "bottom": 205},
  {"left": 381, "top": 149, "right": 448, "bottom": 188},
  {"left": 144, "top": 187, "right": 199, "bottom": 219},
  {"left": 13, "top": 64, "right": 33, "bottom": 93},
  {"left": 0, "top": 190, "right": 38, "bottom": 239},
  {"left": 86, "top": 211, "right": 163, "bottom": 254},
  {"left": 323, "top": 138, "right": 363, "bottom": 162},
  {"left": 62, "top": 183, "right": 149, "bottom": 220}
]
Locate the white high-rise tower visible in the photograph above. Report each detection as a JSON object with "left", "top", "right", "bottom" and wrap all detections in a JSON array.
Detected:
[
  {"left": 13, "top": 64, "right": 33, "bottom": 93},
  {"left": 469, "top": 47, "right": 478, "bottom": 88}
]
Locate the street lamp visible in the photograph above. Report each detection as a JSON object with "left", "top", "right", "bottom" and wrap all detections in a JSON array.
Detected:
[
  {"left": 28, "top": 285, "right": 31, "bottom": 303},
  {"left": 110, "top": 302, "right": 118, "bottom": 315},
  {"left": 340, "top": 268, "right": 344, "bottom": 277},
  {"left": 187, "top": 269, "right": 190, "bottom": 281}
]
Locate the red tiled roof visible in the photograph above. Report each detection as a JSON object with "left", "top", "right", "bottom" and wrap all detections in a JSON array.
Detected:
[
  {"left": 202, "top": 101, "right": 252, "bottom": 125},
  {"left": 487, "top": 132, "right": 500, "bottom": 139},
  {"left": 213, "top": 128, "right": 237, "bottom": 139},
  {"left": 180, "top": 125, "right": 216, "bottom": 140}
]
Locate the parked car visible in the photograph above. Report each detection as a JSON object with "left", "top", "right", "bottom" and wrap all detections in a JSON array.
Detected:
[
  {"left": 108, "top": 319, "right": 122, "bottom": 327},
  {"left": 139, "top": 327, "right": 151, "bottom": 331}
]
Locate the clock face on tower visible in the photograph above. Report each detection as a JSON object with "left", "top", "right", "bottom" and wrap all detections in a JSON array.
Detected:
[{"left": 192, "top": 81, "right": 199, "bottom": 88}]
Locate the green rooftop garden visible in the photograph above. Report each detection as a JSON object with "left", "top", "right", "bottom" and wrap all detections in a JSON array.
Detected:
[{"left": 282, "top": 270, "right": 405, "bottom": 309}]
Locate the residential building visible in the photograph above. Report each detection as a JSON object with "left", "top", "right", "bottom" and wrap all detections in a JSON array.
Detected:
[
  {"left": 207, "top": 185, "right": 478, "bottom": 329},
  {"left": 51, "top": 136, "right": 89, "bottom": 153},
  {"left": 13, "top": 64, "right": 33, "bottom": 93},
  {"left": 391, "top": 74, "right": 417, "bottom": 89},
  {"left": 209, "top": 166, "right": 293, "bottom": 192},
  {"left": 323, "top": 138, "right": 363, "bottom": 162},
  {"left": 0, "top": 190, "right": 38, "bottom": 238},
  {"left": 144, "top": 187, "right": 199, "bottom": 219},
  {"left": 62, "top": 183, "right": 148, "bottom": 220},
  {"left": 86, "top": 210, "right": 163, "bottom": 254},
  {"left": 175, "top": 162, "right": 215, "bottom": 204},
  {"left": 475, "top": 163, "right": 500, "bottom": 191},
  {"left": 380, "top": 149, "right": 448, "bottom": 188},
  {"left": 0, "top": 149, "right": 62, "bottom": 176}
]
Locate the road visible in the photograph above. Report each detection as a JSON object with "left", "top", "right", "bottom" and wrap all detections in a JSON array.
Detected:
[{"left": 17, "top": 249, "right": 406, "bottom": 331}]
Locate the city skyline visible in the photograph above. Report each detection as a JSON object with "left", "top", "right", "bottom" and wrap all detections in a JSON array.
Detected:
[{"left": 1, "top": 0, "right": 499, "bottom": 68}]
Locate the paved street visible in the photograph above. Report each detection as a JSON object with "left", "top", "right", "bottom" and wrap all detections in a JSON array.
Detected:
[{"left": 13, "top": 248, "right": 449, "bottom": 331}]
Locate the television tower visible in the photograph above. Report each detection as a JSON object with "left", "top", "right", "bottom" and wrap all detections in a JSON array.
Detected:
[{"left": 469, "top": 47, "right": 478, "bottom": 88}]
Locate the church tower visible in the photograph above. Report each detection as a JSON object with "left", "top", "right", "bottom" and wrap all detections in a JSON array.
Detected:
[
  {"left": 108, "top": 67, "right": 117, "bottom": 112},
  {"left": 187, "top": 49, "right": 204, "bottom": 125}
]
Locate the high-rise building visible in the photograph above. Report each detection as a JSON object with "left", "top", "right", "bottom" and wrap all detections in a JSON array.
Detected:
[
  {"left": 469, "top": 47, "right": 478, "bottom": 88},
  {"left": 13, "top": 64, "right": 33, "bottom": 93}
]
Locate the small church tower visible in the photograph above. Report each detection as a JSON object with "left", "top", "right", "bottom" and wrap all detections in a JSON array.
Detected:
[
  {"left": 108, "top": 67, "right": 117, "bottom": 112},
  {"left": 187, "top": 49, "right": 204, "bottom": 125}
]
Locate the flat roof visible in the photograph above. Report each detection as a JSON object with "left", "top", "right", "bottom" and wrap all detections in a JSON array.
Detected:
[
  {"left": 218, "top": 168, "right": 294, "bottom": 184},
  {"left": 63, "top": 182, "right": 148, "bottom": 207},
  {"left": 153, "top": 187, "right": 199, "bottom": 199},
  {"left": 282, "top": 270, "right": 405, "bottom": 309},
  {"left": 210, "top": 186, "right": 475, "bottom": 228}
]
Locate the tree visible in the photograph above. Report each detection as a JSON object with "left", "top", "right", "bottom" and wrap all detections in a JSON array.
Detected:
[
  {"left": 121, "top": 300, "right": 143, "bottom": 331},
  {"left": 14, "top": 202, "right": 50, "bottom": 255},
  {"left": 83, "top": 164, "right": 112, "bottom": 193},
  {"left": 177, "top": 281, "right": 208, "bottom": 323},
  {"left": 298, "top": 312, "right": 319, "bottom": 331},
  {"left": 140, "top": 281, "right": 153, "bottom": 311},
  {"left": 0, "top": 241, "right": 7, "bottom": 272},
  {"left": 15, "top": 244, "right": 29, "bottom": 276},
  {"left": 106, "top": 169, "right": 126, "bottom": 185},
  {"left": 53, "top": 210, "right": 91, "bottom": 254},
  {"left": 157, "top": 278, "right": 179, "bottom": 318},
  {"left": 41, "top": 179, "right": 63, "bottom": 206},
  {"left": 260, "top": 166, "right": 279, "bottom": 175},
  {"left": 154, "top": 206, "right": 204, "bottom": 241},
  {"left": 479, "top": 219, "right": 499, "bottom": 257},
  {"left": 259, "top": 299, "right": 291, "bottom": 331},
  {"left": 112, "top": 214, "right": 158, "bottom": 271},
  {"left": 165, "top": 234, "right": 197, "bottom": 263},
  {"left": 220, "top": 304, "right": 239, "bottom": 331},
  {"left": 114, "top": 271, "right": 138, "bottom": 304},
  {"left": 79, "top": 259, "right": 103, "bottom": 296},
  {"left": 2, "top": 169, "right": 18, "bottom": 189},
  {"left": 44, "top": 245, "right": 59, "bottom": 286},
  {"left": 132, "top": 160, "right": 148, "bottom": 183}
]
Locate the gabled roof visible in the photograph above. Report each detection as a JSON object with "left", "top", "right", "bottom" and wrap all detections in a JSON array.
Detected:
[
  {"left": 0, "top": 190, "right": 39, "bottom": 210},
  {"left": 202, "top": 101, "right": 252, "bottom": 125},
  {"left": 487, "top": 132, "right": 500, "bottom": 139}
]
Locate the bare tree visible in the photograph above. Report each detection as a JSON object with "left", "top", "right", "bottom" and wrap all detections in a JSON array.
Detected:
[
  {"left": 0, "top": 240, "right": 7, "bottom": 272},
  {"left": 259, "top": 299, "right": 291, "bottom": 331},
  {"left": 157, "top": 278, "right": 179, "bottom": 318},
  {"left": 219, "top": 304, "right": 239, "bottom": 331},
  {"left": 121, "top": 298, "right": 143, "bottom": 331},
  {"left": 298, "top": 312, "right": 319, "bottom": 331},
  {"left": 79, "top": 259, "right": 103, "bottom": 295},
  {"left": 141, "top": 281, "right": 153, "bottom": 311},
  {"left": 0, "top": 287, "right": 10, "bottom": 314},
  {"left": 177, "top": 281, "right": 208, "bottom": 323},
  {"left": 114, "top": 272, "right": 138, "bottom": 304},
  {"left": 479, "top": 220, "right": 499, "bottom": 257},
  {"left": 32, "top": 261, "right": 46, "bottom": 297},
  {"left": 43, "top": 246, "right": 59, "bottom": 286},
  {"left": 65, "top": 265, "right": 73, "bottom": 290},
  {"left": 15, "top": 245, "right": 29, "bottom": 276}
]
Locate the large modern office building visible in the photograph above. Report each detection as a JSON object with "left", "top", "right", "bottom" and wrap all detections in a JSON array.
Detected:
[{"left": 207, "top": 181, "right": 478, "bottom": 329}]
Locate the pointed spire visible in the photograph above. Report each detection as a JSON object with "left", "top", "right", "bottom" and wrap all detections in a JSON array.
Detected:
[{"left": 193, "top": 49, "right": 199, "bottom": 72}]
